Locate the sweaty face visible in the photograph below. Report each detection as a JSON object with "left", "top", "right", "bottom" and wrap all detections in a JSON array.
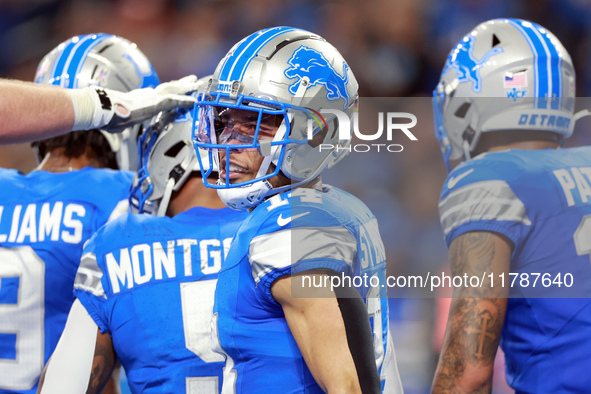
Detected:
[{"left": 214, "top": 107, "right": 284, "bottom": 186}]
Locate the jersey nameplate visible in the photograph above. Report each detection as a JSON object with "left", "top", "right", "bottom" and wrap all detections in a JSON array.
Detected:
[
  {"left": 553, "top": 167, "right": 591, "bottom": 207},
  {"left": 0, "top": 202, "right": 86, "bottom": 245},
  {"left": 106, "top": 237, "right": 232, "bottom": 293}
]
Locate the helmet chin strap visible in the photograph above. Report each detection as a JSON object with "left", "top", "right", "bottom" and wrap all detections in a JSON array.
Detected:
[
  {"left": 155, "top": 153, "right": 193, "bottom": 217},
  {"left": 157, "top": 178, "right": 176, "bottom": 217},
  {"left": 255, "top": 76, "right": 310, "bottom": 188},
  {"left": 462, "top": 139, "right": 472, "bottom": 161},
  {"left": 256, "top": 123, "right": 287, "bottom": 179}
]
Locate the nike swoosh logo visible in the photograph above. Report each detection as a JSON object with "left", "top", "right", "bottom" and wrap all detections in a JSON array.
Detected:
[
  {"left": 447, "top": 169, "right": 474, "bottom": 189},
  {"left": 277, "top": 212, "right": 311, "bottom": 227}
]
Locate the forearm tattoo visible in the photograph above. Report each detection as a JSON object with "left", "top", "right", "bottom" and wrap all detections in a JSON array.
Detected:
[
  {"left": 433, "top": 232, "right": 508, "bottom": 393},
  {"left": 86, "top": 336, "right": 117, "bottom": 394}
]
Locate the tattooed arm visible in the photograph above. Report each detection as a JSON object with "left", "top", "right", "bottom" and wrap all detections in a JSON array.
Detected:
[
  {"left": 38, "top": 300, "right": 118, "bottom": 394},
  {"left": 102, "top": 362, "right": 122, "bottom": 394},
  {"left": 87, "top": 332, "right": 119, "bottom": 393},
  {"left": 432, "top": 231, "right": 512, "bottom": 393}
]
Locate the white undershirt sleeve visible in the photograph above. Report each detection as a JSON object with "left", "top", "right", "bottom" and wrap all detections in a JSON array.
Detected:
[{"left": 40, "top": 299, "right": 99, "bottom": 394}]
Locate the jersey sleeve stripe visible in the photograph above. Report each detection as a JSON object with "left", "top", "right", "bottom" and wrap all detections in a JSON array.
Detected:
[
  {"left": 439, "top": 180, "right": 531, "bottom": 236},
  {"left": 73, "top": 252, "right": 106, "bottom": 298},
  {"left": 249, "top": 226, "right": 356, "bottom": 284}
]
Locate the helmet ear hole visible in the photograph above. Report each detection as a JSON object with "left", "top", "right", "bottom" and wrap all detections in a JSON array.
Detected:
[
  {"left": 454, "top": 102, "right": 471, "bottom": 119},
  {"left": 164, "top": 141, "right": 186, "bottom": 157}
]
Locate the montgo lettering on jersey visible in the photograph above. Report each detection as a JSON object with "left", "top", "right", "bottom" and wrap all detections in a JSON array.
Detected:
[{"left": 106, "top": 237, "right": 232, "bottom": 293}]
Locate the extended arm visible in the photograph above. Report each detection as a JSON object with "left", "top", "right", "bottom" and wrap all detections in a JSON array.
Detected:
[
  {"left": 0, "top": 79, "right": 75, "bottom": 143},
  {"left": 0, "top": 76, "right": 200, "bottom": 144},
  {"left": 432, "top": 231, "right": 512, "bottom": 393},
  {"left": 38, "top": 300, "right": 118, "bottom": 394},
  {"left": 272, "top": 272, "right": 380, "bottom": 394}
]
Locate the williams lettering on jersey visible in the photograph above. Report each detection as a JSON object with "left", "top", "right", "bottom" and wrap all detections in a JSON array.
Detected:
[{"left": 0, "top": 202, "right": 87, "bottom": 244}]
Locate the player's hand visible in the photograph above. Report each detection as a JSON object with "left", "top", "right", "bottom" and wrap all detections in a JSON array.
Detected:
[{"left": 69, "top": 75, "right": 201, "bottom": 132}]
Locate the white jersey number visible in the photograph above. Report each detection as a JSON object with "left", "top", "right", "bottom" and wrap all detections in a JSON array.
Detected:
[
  {"left": 180, "top": 279, "right": 224, "bottom": 394},
  {"left": 0, "top": 246, "right": 45, "bottom": 390}
]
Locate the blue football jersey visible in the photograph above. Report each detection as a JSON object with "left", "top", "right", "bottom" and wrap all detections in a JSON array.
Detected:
[
  {"left": 74, "top": 207, "right": 247, "bottom": 393},
  {"left": 0, "top": 167, "right": 132, "bottom": 393},
  {"left": 213, "top": 185, "right": 398, "bottom": 393},
  {"left": 439, "top": 147, "right": 591, "bottom": 392}
]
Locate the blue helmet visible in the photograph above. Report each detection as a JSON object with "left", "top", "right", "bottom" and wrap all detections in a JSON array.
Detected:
[
  {"left": 433, "top": 19, "right": 575, "bottom": 172},
  {"left": 35, "top": 33, "right": 160, "bottom": 171}
]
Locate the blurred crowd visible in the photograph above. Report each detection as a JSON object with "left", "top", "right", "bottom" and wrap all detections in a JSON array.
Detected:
[{"left": 2, "top": 0, "right": 591, "bottom": 392}]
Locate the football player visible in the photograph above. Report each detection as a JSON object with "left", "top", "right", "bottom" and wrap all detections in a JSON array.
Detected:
[
  {"left": 193, "top": 27, "right": 402, "bottom": 393},
  {"left": 431, "top": 19, "right": 591, "bottom": 392},
  {"left": 39, "top": 106, "right": 248, "bottom": 393},
  {"left": 0, "top": 33, "right": 159, "bottom": 393},
  {"left": 0, "top": 75, "right": 199, "bottom": 144}
]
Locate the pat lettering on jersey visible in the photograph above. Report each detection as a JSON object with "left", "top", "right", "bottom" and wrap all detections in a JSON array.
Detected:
[
  {"left": 0, "top": 202, "right": 86, "bottom": 245},
  {"left": 105, "top": 237, "right": 232, "bottom": 293},
  {"left": 553, "top": 167, "right": 591, "bottom": 207}
]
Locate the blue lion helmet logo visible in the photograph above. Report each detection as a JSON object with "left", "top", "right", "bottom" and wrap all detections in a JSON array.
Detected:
[
  {"left": 284, "top": 46, "right": 351, "bottom": 110},
  {"left": 442, "top": 35, "right": 503, "bottom": 92}
]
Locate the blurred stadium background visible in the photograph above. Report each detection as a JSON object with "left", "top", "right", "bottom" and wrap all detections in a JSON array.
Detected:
[{"left": 2, "top": 0, "right": 591, "bottom": 392}]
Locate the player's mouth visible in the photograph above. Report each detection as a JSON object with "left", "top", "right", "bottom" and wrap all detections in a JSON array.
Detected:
[{"left": 220, "top": 162, "right": 249, "bottom": 181}]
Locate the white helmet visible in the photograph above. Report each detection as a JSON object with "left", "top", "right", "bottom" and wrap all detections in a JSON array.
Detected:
[
  {"left": 193, "top": 26, "right": 359, "bottom": 210},
  {"left": 433, "top": 18, "right": 575, "bottom": 172},
  {"left": 35, "top": 33, "right": 160, "bottom": 171}
]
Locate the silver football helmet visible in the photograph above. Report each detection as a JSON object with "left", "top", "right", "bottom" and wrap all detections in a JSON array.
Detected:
[
  {"left": 433, "top": 18, "right": 576, "bottom": 172},
  {"left": 34, "top": 33, "right": 160, "bottom": 171},
  {"left": 130, "top": 75, "right": 213, "bottom": 216},
  {"left": 193, "top": 27, "right": 359, "bottom": 210}
]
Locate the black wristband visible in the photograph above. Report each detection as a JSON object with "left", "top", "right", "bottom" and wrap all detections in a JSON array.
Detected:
[{"left": 333, "top": 274, "right": 382, "bottom": 394}]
